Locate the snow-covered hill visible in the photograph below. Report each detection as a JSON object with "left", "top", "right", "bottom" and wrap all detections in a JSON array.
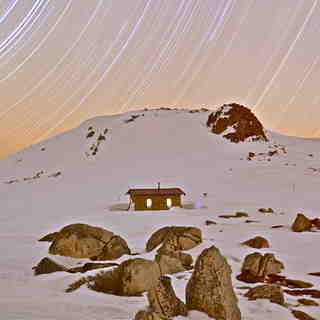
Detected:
[{"left": 0, "top": 108, "right": 319, "bottom": 320}]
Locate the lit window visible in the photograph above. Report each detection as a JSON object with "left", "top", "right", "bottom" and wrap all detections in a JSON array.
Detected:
[
  {"left": 146, "top": 198, "right": 152, "bottom": 208},
  {"left": 166, "top": 198, "right": 172, "bottom": 208}
]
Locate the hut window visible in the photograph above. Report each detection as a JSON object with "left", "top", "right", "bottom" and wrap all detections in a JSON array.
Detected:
[
  {"left": 166, "top": 198, "right": 172, "bottom": 208},
  {"left": 146, "top": 198, "right": 152, "bottom": 208}
]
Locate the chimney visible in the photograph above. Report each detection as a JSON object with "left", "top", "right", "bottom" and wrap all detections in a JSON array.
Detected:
[{"left": 158, "top": 182, "right": 160, "bottom": 191}]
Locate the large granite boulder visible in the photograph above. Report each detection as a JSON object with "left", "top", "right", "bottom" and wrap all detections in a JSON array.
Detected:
[
  {"left": 186, "top": 246, "right": 241, "bottom": 320},
  {"left": 237, "top": 252, "right": 284, "bottom": 283},
  {"left": 207, "top": 103, "right": 268, "bottom": 143},
  {"left": 146, "top": 226, "right": 202, "bottom": 253},
  {"left": 47, "top": 223, "right": 130, "bottom": 260},
  {"left": 147, "top": 276, "right": 188, "bottom": 318},
  {"left": 88, "top": 258, "right": 161, "bottom": 296}
]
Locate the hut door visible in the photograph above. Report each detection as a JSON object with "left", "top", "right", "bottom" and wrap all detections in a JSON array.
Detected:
[{"left": 166, "top": 198, "right": 172, "bottom": 208}]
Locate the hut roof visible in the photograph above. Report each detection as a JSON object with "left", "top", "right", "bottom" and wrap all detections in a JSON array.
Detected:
[{"left": 127, "top": 188, "right": 185, "bottom": 196}]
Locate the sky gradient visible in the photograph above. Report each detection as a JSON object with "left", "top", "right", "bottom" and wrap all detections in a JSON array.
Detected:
[{"left": 0, "top": 0, "right": 319, "bottom": 158}]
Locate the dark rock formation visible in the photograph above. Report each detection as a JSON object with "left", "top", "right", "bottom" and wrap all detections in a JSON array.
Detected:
[
  {"left": 32, "top": 257, "right": 68, "bottom": 275},
  {"left": 292, "top": 310, "right": 317, "bottom": 320},
  {"left": 207, "top": 103, "right": 268, "bottom": 143},
  {"left": 186, "top": 246, "right": 241, "bottom": 320},
  {"left": 298, "top": 298, "right": 319, "bottom": 306}
]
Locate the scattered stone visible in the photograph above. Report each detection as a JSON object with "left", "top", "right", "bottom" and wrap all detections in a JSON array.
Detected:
[
  {"left": 38, "top": 232, "right": 59, "bottom": 242},
  {"left": 308, "top": 272, "right": 320, "bottom": 277},
  {"left": 88, "top": 258, "right": 161, "bottom": 296},
  {"left": 155, "top": 251, "right": 193, "bottom": 275},
  {"left": 258, "top": 208, "right": 274, "bottom": 214},
  {"left": 32, "top": 257, "right": 68, "bottom": 275},
  {"left": 271, "top": 225, "right": 284, "bottom": 229},
  {"left": 245, "top": 220, "right": 260, "bottom": 223},
  {"left": 205, "top": 220, "right": 217, "bottom": 225},
  {"left": 292, "top": 214, "right": 313, "bottom": 232},
  {"left": 298, "top": 298, "right": 319, "bottom": 306},
  {"left": 292, "top": 310, "right": 317, "bottom": 320},
  {"left": 68, "top": 262, "right": 118, "bottom": 273},
  {"left": 186, "top": 245, "right": 241, "bottom": 320},
  {"left": 146, "top": 226, "right": 202, "bottom": 253},
  {"left": 284, "top": 289, "right": 320, "bottom": 299},
  {"left": 237, "top": 252, "right": 284, "bottom": 283},
  {"left": 147, "top": 276, "right": 188, "bottom": 318},
  {"left": 242, "top": 236, "right": 270, "bottom": 249},
  {"left": 90, "top": 235, "right": 131, "bottom": 261},
  {"left": 244, "top": 284, "right": 285, "bottom": 305},
  {"left": 219, "top": 212, "right": 248, "bottom": 219},
  {"left": 206, "top": 103, "right": 268, "bottom": 143},
  {"left": 267, "top": 274, "right": 313, "bottom": 289}
]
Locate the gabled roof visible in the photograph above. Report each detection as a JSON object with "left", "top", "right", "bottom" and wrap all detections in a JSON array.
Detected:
[{"left": 127, "top": 188, "right": 185, "bottom": 196}]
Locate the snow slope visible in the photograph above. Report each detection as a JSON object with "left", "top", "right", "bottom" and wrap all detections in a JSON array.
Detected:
[{"left": 0, "top": 108, "right": 319, "bottom": 320}]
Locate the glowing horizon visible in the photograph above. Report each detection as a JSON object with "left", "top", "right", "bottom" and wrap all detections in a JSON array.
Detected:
[{"left": 1, "top": 0, "right": 320, "bottom": 158}]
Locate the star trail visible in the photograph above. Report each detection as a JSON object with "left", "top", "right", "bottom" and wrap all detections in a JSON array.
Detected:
[{"left": 0, "top": 0, "right": 319, "bottom": 158}]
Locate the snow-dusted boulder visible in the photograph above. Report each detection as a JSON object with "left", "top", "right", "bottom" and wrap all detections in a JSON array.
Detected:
[
  {"left": 207, "top": 103, "right": 268, "bottom": 143},
  {"left": 186, "top": 246, "right": 241, "bottom": 320},
  {"left": 146, "top": 226, "right": 202, "bottom": 253},
  {"left": 48, "top": 223, "right": 130, "bottom": 259}
]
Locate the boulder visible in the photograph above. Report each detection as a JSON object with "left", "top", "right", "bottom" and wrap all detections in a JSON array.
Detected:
[
  {"left": 147, "top": 276, "right": 188, "bottom": 318},
  {"left": 258, "top": 208, "right": 274, "bottom": 214},
  {"left": 32, "top": 257, "right": 68, "bottom": 275},
  {"left": 242, "top": 236, "right": 269, "bottom": 249},
  {"left": 38, "top": 232, "right": 59, "bottom": 242},
  {"left": 244, "top": 285, "right": 285, "bottom": 305},
  {"left": 90, "top": 235, "right": 131, "bottom": 261},
  {"left": 298, "top": 299, "right": 319, "bottom": 306},
  {"left": 206, "top": 103, "right": 268, "bottom": 143},
  {"left": 186, "top": 246, "right": 241, "bottom": 320},
  {"left": 88, "top": 258, "right": 161, "bottom": 296},
  {"left": 292, "top": 214, "right": 313, "bottom": 232},
  {"left": 134, "top": 311, "right": 165, "bottom": 320},
  {"left": 48, "top": 223, "right": 129, "bottom": 260},
  {"left": 237, "top": 252, "right": 284, "bottom": 283},
  {"left": 292, "top": 310, "right": 316, "bottom": 320},
  {"left": 146, "top": 226, "right": 202, "bottom": 252},
  {"left": 155, "top": 251, "right": 193, "bottom": 275}
]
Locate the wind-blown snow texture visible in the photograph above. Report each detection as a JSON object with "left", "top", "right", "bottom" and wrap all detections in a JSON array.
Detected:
[{"left": 0, "top": 109, "right": 319, "bottom": 319}]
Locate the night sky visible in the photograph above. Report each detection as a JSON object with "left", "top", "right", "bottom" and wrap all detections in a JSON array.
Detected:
[{"left": 0, "top": 0, "right": 319, "bottom": 158}]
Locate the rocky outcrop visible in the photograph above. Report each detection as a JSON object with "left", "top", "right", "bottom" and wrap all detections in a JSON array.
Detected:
[
  {"left": 186, "top": 246, "right": 241, "bottom": 320},
  {"left": 292, "top": 214, "right": 313, "bottom": 232},
  {"left": 298, "top": 299, "right": 319, "bottom": 306},
  {"left": 244, "top": 285, "right": 284, "bottom": 305},
  {"left": 237, "top": 252, "right": 284, "bottom": 283},
  {"left": 146, "top": 226, "right": 202, "bottom": 253},
  {"left": 242, "top": 236, "right": 269, "bottom": 249},
  {"left": 47, "top": 223, "right": 130, "bottom": 260},
  {"left": 32, "top": 257, "right": 68, "bottom": 275},
  {"left": 88, "top": 258, "right": 161, "bottom": 296},
  {"left": 207, "top": 103, "right": 268, "bottom": 143},
  {"left": 147, "top": 276, "right": 188, "bottom": 318},
  {"left": 155, "top": 251, "right": 193, "bottom": 275}
]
